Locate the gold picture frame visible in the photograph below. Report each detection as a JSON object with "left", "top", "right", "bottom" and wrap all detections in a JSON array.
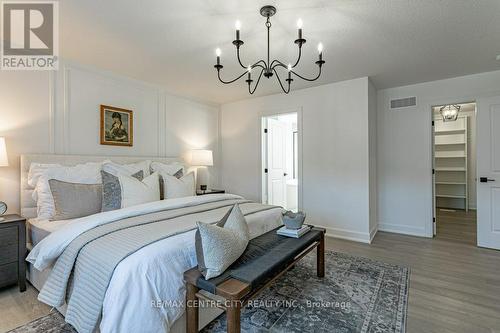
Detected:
[{"left": 100, "top": 105, "right": 133, "bottom": 147}]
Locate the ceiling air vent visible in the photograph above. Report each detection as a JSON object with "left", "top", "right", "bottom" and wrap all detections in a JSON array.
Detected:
[{"left": 390, "top": 97, "right": 417, "bottom": 109}]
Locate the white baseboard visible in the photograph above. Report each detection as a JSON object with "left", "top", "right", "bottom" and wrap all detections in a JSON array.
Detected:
[
  {"left": 378, "top": 222, "right": 427, "bottom": 237},
  {"left": 319, "top": 225, "right": 373, "bottom": 244}
]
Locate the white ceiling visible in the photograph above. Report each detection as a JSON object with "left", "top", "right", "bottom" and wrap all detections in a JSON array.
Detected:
[{"left": 59, "top": 0, "right": 500, "bottom": 104}]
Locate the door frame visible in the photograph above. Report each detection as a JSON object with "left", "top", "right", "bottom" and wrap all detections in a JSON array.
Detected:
[
  {"left": 428, "top": 99, "right": 476, "bottom": 238},
  {"left": 260, "top": 107, "right": 303, "bottom": 211}
]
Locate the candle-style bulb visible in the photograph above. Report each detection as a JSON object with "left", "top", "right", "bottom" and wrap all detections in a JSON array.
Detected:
[
  {"left": 297, "top": 19, "right": 303, "bottom": 40},
  {"left": 215, "top": 48, "right": 221, "bottom": 57},
  {"left": 247, "top": 65, "right": 252, "bottom": 73},
  {"left": 317, "top": 43, "right": 323, "bottom": 54},
  {"left": 287, "top": 63, "right": 292, "bottom": 72},
  {"left": 235, "top": 20, "right": 241, "bottom": 41}
]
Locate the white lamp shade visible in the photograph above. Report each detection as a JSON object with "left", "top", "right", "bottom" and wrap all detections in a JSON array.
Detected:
[
  {"left": 0, "top": 137, "right": 8, "bottom": 167},
  {"left": 189, "top": 149, "right": 213, "bottom": 166}
]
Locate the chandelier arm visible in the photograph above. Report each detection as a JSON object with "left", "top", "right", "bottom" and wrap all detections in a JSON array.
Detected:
[
  {"left": 290, "top": 66, "right": 322, "bottom": 82},
  {"left": 248, "top": 68, "right": 265, "bottom": 94},
  {"left": 236, "top": 48, "right": 247, "bottom": 69},
  {"left": 251, "top": 60, "right": 268, "bottom": 70},
  {"left": 291, "top": 46, "right": 302, "bottom": 68},
  {"left": 237, "top": 49, "right": 267, "bottom": 70},
  {"left": 270, "top": 60, "right": 287, "bottom": 70},
  {"left": 272, "top": 68, "right": 291, "bottom": 94},
  {"left": 217, "top": 70, "right": 249, "bottom": 84}
]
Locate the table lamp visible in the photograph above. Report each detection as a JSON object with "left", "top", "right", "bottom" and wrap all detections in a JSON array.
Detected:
[
  {"left": 189, "top": 149, "right": 213, "bottom": 193},
  {"left": 0, "top": 137, "right": 8, "bottom": 221}
]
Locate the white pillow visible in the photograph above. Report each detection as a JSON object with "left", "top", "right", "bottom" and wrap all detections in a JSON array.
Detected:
[
  {"left": 118, "top": 172, "right": 160, "bottom": 208},
  {"left": 102, "top": 160, "right": 151, "bottom": 177},
  {"left": 150, "top": 161, "right": 184, "bottom": 176},
  {"left": 161, "top": 172, "right": 195, "bottom": 199},
  {"left": 28, "top": 163, "right": 61, "bottom": 187},
  {"left": 33, "top": 162, "right": 103, "bottom": 220}
]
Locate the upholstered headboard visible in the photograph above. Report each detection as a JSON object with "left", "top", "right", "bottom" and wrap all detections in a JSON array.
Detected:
[{"left": 20, "top": 154, "right": 184, "bottom": 219}]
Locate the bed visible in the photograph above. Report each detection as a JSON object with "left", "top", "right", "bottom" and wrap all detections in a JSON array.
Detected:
[{"left": 20, "top": 154, "right": 284, "bottom": 333}]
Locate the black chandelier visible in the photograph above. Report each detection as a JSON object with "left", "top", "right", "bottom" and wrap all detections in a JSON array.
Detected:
[{"left": 214, "top": 5, "right": 325, "bottom": 94}]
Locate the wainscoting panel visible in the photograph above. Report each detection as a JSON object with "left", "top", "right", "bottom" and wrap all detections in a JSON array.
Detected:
[
  {"left": 62, "top": 64, "right": 161, "bottom": 157},
  {"left": 0, "top": 61, "right": 221, "bottom": 213}
]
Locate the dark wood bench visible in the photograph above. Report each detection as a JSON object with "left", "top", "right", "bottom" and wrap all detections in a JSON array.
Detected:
[{"left": 184, "top": 226, "right": 326, "bottom": 333}]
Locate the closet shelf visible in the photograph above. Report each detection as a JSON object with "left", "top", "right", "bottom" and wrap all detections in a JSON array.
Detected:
[
  {"left": 436, "top": 194, "right": 466, "bottom": 199},
  {"left": 434, "top": 142, "right": 466, "bottom": 146},
  {"left": 435, "top": 129, "right": 466, "bottom": 135},
  {"left": 433, "top": 115, "right": 469, "bottom": 211},
  {"left": 435, "top": 167, "right": 466, "bottom": 171}
]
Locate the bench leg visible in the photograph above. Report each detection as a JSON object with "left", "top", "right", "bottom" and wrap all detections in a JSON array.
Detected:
[
  {"left": 317, "top": 232, "right": 325, "bottom": 278},
  {"left": 226, "top": 300, "right": 241, "bottom": 333},
  {"left": 186, "top": 283, "right": 199, "bottom": 333}
]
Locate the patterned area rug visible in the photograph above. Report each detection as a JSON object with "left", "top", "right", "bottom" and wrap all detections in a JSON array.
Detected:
[
  {"left": 203, "top": 251, "right": 409, "bottom": 333},
  {"left": 8, "top": 251, "right": 409, "bottom": 333}
]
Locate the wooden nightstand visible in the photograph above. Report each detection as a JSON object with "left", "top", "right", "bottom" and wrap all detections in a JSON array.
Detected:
[
  {"left": 0, "top": 214, "right": 26, "bottom": 292},
  {"left": 196, "top": 189, "right": 225, "bottom": 196}
]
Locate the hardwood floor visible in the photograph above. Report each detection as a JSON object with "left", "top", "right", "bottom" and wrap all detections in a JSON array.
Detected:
[
  {"left": 436, "top": 208, "right": 477, "bottom": 245},
  {"left": 0, "top": 215, "right": 499, "bottom": 333},
  {"left": 0, "top": 283, "right": 50, "bottom": 332},
  {"left": 326, "top": 209, "right": 500, "bottom": 333}
]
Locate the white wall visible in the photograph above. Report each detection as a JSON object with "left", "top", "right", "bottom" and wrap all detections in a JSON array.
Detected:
[
  {"left": 221, "top": 77, "right": 376, "bottom": 243},
  {"left": 0, "top": 61, "right": 220, "bottom": 214},
  {"left": 377, "top": 70, "right": 500, "bottom": 237}
]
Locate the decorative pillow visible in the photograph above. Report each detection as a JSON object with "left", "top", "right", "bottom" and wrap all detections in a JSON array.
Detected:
[
  {"left": 118, "top": 172, "right": 160, "bottom": 208},
  {"left": 195, "top": 204, "right": 250, "bottom": 279},
  {"left": 33, "top": 162, "right": 103, "bottom": 220},
  {"left": 49, "top": 180, "right": 102, "bottom": 221},
  {"left": 102, "top": 160, "right": 151, "bottom": 178},
  {"left": 160, "top": 172, "right": 195, "bottom": 199},
  {"left": 151, "top": 162, "right": 184, "bottom": 199},
  {"left": 101, "top": 170, "right": 144, "bottom": 212},
  {"left": 150, "top": 161, "right": 184, "bottom": 177}
]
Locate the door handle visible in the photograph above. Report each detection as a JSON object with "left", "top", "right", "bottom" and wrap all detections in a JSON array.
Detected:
[
  {"left": 284, "top": 173, "right": 288, "bottom": 177},
  {"left": 480, "top": 177, "right": 496, "bottom": 183}
]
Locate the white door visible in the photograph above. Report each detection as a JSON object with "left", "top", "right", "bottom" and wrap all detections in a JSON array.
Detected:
[
  {"left": 267, "top": 118, "right": 287, "bottom": 207},
  {"left": 477, "top": 96, "right": 500, "bottom": 250}
]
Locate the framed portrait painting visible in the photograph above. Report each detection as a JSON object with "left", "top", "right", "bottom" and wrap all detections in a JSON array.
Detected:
[{"left": 100, "top": 105, "right": 133, "bottom": 146}]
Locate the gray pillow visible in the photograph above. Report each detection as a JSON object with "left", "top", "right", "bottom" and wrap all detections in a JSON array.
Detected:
[
  {"left": 48, "top": 179, "right": 103, "bottom": 221},
  {"left": 195, "top": 204, "right": 250, "bottom": 279},
  {"left": 101, "top": 170, "right": 144, "bottom": 212}
]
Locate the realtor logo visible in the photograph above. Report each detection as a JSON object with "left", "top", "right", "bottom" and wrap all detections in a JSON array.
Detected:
[{"left": 1, "top": 1, "right": 59, "bottom": 70}]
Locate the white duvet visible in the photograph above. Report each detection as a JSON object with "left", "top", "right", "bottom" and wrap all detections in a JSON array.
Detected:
[{"left": 27, "top": 194, "right": 283, "bottom": 333}]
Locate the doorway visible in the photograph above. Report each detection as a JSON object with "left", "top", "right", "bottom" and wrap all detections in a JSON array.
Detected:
[
  {"left": 432, "top": 102, "right": 477, "bottom": 244},
  {"left": 261, "top": 112, "right": 299, "bottom": 211}
]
